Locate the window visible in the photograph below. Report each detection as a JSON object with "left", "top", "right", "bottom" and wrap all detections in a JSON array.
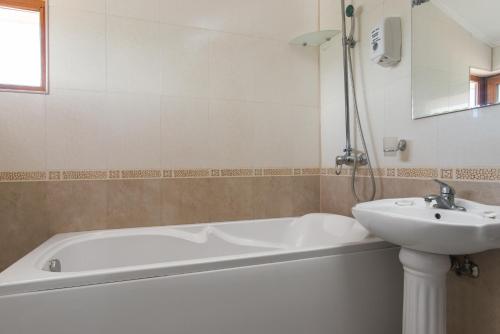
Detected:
[
  {"left": 469, "top": 81, "right": 478, "bottom": 108},
  {"left": 0, "top": 0, "right": 47, "bottom": 92}
]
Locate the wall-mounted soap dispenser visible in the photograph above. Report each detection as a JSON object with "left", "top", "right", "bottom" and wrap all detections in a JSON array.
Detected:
[{"left": 370, "top": 17, "right": 402, "bottom": 67}]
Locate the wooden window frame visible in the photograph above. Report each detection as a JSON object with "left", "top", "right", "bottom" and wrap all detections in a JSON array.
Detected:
[
  {"left": 0, "top": 0, "right": 47, "bottom": 93},
  {"left": 486, "top": 74, "right": 500, "bottom": 105}
]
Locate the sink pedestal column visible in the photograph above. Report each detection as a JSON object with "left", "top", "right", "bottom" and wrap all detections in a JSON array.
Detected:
[{"left": 399, "top": 248, "right": 450, "bottom": 334}]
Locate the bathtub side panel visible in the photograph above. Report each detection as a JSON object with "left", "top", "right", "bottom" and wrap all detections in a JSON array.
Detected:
[{"left": 0, "top": 248, "right": 403, "bottom": 334}]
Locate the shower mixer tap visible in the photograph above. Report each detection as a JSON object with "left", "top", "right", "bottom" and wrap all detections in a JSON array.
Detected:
[{"left": 335, "top": 150, "right": 368, "bottom": 175}]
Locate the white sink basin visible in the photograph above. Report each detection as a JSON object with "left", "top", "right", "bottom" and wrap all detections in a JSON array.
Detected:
[
  {"left": 352, "top": 198, "right": 500, "bottom": 255},
  {"left": 353, "top": 196, "right": 500, "bottom": 334}
]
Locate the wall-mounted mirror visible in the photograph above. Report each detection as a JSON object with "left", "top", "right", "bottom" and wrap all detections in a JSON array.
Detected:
[{"left": 412, "top": 0, "right": 500, "bottom": 119}]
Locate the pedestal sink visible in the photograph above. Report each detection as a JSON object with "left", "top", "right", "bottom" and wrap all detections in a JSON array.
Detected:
[{"left": 353, "top": 197, "right": 500, "bottom": 334}]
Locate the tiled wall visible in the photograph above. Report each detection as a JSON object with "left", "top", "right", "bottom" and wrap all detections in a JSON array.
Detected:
[
  {"left": 320, "top": 175, "right": 500, "bottom": 334},
  {"left": 320, "top": 0, "right": 500, "bottom": 169},
  {"left": 319, "top": 1, "right": 500, "bottom": 333},
  {"left": 0, "top": 0, "right": 320, "bottom": 173},
  {"left": 0, "top": 1, "right": 323, "bottom": 270},
  {"left": 2, "top": 1, "right": 500, "bottom": 332},
  {"left": 0, "top": 175, "right": 319, "bottom": 271}
]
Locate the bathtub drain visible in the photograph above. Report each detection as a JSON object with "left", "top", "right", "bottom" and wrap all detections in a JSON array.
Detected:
[{"left": 48, "top": 259, "right": 61, "bottom": 272}]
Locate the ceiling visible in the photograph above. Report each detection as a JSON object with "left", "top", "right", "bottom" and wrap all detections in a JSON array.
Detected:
[{"left": 433, "top": 0, "right": 500, "bottom": 47}]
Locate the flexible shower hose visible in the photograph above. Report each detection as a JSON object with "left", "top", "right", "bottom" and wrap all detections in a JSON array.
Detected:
[{"left": 347, "top": 47, "right": 376, "bottom": 202}]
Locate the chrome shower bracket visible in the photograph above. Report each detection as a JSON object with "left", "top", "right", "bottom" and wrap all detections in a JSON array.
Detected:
[{"left": 344, "top": 35, "right": 356, "bottom": 49}]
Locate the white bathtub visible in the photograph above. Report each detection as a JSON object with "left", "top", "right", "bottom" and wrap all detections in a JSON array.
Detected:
[{"left": 0, "top": 214, "right": 403, "bottom": 334}]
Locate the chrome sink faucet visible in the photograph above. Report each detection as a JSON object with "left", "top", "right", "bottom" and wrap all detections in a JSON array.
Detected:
[{"left": 424, "top": 179, "right": 466, "bottom": 211}]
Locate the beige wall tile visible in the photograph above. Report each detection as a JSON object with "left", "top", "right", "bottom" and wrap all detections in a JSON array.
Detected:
[
  {"left": 290, "top": 106, "right": 321, "bottom": 167},
  {"left": 161, "top": 178, "right": 213, "bottom": 225},
  {"left": 252, "top": 177, "right": 294, "bottom": 219},
  {"left": 448, "top": 250, "right": 500, "bottom": 334},
  {"left": 46, "top": 181, "right": 107, "bottom": 233},
  {"left": 158, "top": 0, "right": 258, "bottom": 37},
  {"left": 107, "top": 180, "right": 161, "bottom": 229},
  {"left": 253, "top": 103, "right": 295, "bottom": 167},
  {"left": 107, "top": 93, "right": 162, "bottom": 169},
  {"left": 378, "top": 177, "right": 436, "bottom": 199},
  {"left": 209, "top": 32, "right": 257, "bottom": 101},
  {"left": 320, "top": 176, "right": 356, "bottom": 217},
  {"left": 161, "top": 97, "right": 210, "bottom": 169},
  {"left": 0, "top": 182, "right": 49, "bottom": 271},
  {"left": 253, "top": 0, "right": 318, "bottom": 42},
  {"left": 108, "top": 0, "right": 160, "bottom": 21},
  {"left": 253, "top": 176, "right": 320, "bottom": 219},
  {"left": 107, "top": 16, "right": 162, "bottom": 94},
  {"left": 49, "top": 7, "right": 106, "bottom": 91},
  {"left": 282, "top": 47, "right": 320, "bottom": 108},
  {"left": 319, "top": 0, "right": 343, "bottom": 30},
  {"left": 0, "top": 93, "right": 46, "bottom": 171},
  {"left": 49, "top": 0, "right": 106, "bottom": 13},
  {"left": 1, "top": 0, "right": 321, "bottom": 173},
  {"left": 160, "top": 26, "right": 210, "bottom": 98},
  {"left": 208, "top": 100, "right": 255, "bottom": 168},
  {"left": 46, "top": 90, "right": 108, "bottom": 170},
  {"left": 253, "top": 41, "right": 319, "bottom": 107},
  {"left": 208, "top": 178, "right": 254, "bottom": 222},
  {"left": 447, "top": 181, "right": 500, "bottom": 206},
  {"left": 291, "top": 176, "right": 320, "bottom": 216}
]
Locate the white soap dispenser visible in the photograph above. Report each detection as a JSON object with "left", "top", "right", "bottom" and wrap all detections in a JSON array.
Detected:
[{"left": 370, "top": 17, "right": 402, "bottom": 67}]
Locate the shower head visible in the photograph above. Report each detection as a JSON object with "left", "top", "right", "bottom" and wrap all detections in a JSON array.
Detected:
[
  {"left": 344, "top": 4, "right": 356, "bottom": 48},
  {"left": 346, "top": 5, "right": 355, "bottom": 18}
]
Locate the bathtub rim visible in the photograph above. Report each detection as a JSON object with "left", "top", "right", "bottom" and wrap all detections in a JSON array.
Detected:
[{"left": 0, "top": 216, "right": 396, "bottom": 297}]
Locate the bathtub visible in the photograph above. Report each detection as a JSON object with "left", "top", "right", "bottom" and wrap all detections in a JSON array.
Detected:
[{"left": 0, "top": 214, "right": 403, "bottom": 334}]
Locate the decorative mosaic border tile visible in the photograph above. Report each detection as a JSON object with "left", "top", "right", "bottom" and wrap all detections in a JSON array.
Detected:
[
  {"left": 0, "top": 171, "right": 46, "bottom": 182},
  {"left": 3, "top": 167, "right": 500, "bottom": 182},
  {"left": 263, "top": 168, "right": 294, "bottom": 176},
  {"left": 396, "top": 168, "right": 438, "bottom": 178},
  {"left": 173, "top": 169, "right": 211, "bottom": 178},
  {"left": 301, "top": 168, "right": 322, "bottom": 176},
  {"left": 62, "top": 171, "right": 108, "bottom": 180},
  {"left": 321, "top": 168, "right": 351, "bottom": 176},
  {"left": 121, "top": 170, "right": 162, "bottom": 179},
  {"left": 220, "top": 169, "right": 254, "bottom": 177},
  {"left": 48, "top": 171, "right": 61, "bottom": 180},
  {"left": 440, "top": 168, "right": 453, "bottom": 180},
  {"left": 0, "top": 168, "right": 321, "bottom": 182},
  {"left": 455, "top": 168, "right": 498, "bottom": 181},
  {"left": 323, "top": 167, "right": 500, "bottom": 182},
  {"left": 355, "top": 168, "right": 387, "bottom": 177}
]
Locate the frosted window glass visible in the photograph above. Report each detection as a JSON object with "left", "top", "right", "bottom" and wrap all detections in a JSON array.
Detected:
[{"left": 0, "top": 7, "right": 41, "bottom": 87}]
